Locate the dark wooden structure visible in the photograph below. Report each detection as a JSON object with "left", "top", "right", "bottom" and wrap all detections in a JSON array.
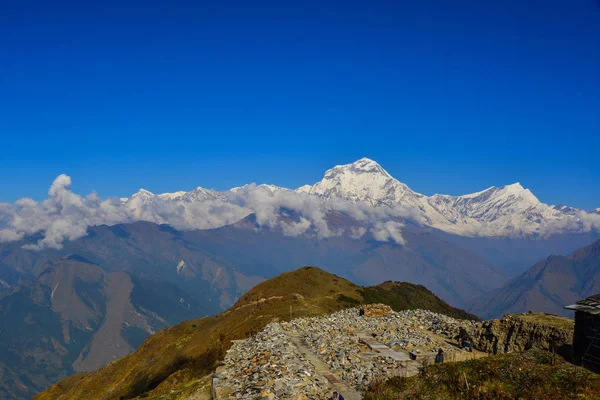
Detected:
[{"left": 565, "top": 294, "right": 600, "bottom": 373}]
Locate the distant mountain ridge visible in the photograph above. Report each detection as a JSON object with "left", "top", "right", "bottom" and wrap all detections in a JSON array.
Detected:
[
  {"left": 122, "top": 157, "right": 598, "bottom": 238},
  {"left": 0, "top": 257, "right": 203, "bottom": 400},
  {"left": 468, "top": 239, "right": 600, "bottom": 318}
]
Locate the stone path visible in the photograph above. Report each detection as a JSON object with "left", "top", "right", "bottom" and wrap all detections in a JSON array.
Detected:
[{"left": 287, "top": 332, "right": 362, "bottom": 400}]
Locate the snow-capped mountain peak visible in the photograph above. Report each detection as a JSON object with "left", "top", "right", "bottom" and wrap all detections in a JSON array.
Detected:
[
  {"left": 130, "top": 188, "right": 155, "bottom": 200},
  {"left": 299, "top": 159, "right": 578, "bottom": 236},
  {"left": 456, "top": 182, "right": 540, "bottom": 205},
  {"left": 306, "top": 158, "right": 421, "bottom": 207},
  {"left": 181, "top": 187, "right": 223, "bottom": 202},
  {"left": 342, "top": 157, "right": 393, "bottom": 178},
  {"left": 119, "top": 157, "right": 596, "bottom": 238}
]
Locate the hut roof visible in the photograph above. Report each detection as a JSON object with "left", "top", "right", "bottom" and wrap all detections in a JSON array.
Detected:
[{"left": 565, "top": 294, "right": 600, "bottom": 315}]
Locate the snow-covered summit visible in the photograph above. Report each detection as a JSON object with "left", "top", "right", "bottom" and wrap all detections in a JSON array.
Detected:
[
  {"left": 306, "top": 158, "right": 422, "bottom": 207},
  {"left": 300, "top": 158, "right": 580, "bottom": 236},
  {"left": 120, "top": 158, "right": 595, "bottom": 238},
  {"left": 130, "top": 188, "right": 155, "bottom": 201},
  {"left": 181, "top": 187, "right": 224, "bottom": 202}
]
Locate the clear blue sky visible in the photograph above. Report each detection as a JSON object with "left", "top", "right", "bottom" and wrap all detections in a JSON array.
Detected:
[{"left": 1, "top": 0, "right": 599, "bottom": 208}]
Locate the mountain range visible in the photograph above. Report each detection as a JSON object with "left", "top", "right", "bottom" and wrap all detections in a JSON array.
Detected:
[
  {"left": 469, "top": 239, "right": 600, "bottom": 319},
  {"left": 0, "top": 158, "right": 599, "bottom": 399},
  {"left": 123, "top": 157, "right": 600, "bottom": 239},
  {"left": 115, "top": 158, "right": 599, "bottom": 275}
]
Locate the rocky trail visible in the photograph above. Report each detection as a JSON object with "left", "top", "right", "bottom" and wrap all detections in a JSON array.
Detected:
[{"left": 287, "top": 332, "right": 362, "bottom": 400}]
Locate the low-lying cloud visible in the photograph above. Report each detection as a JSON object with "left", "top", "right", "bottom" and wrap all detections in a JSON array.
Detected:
[
  {"left": 2, "top": 175, "right": 597, "bottom": 250},
  {"left": 0, "top": 175, "right": 415, "bottom": 250}
]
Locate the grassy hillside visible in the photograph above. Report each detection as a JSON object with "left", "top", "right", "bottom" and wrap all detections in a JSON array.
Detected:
[
  {"left": 365, "top": 349, "right": 600, "bottom": 400},
  {"left": 35, "top": 267, "right": 475, "bottom": 400},
  {"left": 360, "top": 281, "right": 479, "bottom": 320}
]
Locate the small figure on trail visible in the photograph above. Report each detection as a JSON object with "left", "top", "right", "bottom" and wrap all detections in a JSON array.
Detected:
[
  {"left": 435, "top": 348, "right": 444, "bottom": 363},
  {"left": 329, "top": 391, "right": 345, "bottom": 400},
  {"left": 462, "top": 336, "right": 474, "bottom": 352},
  {"left": 457, "top": 327, "right": 474, "bottom": 351}
]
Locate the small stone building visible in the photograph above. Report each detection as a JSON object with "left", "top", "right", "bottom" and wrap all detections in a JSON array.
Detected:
[
  {"left": 359, "top": 304, "right": 392, "bottom": 318},
  {"left": 565, "top": 294, "right": 600, "bottom": 373}
]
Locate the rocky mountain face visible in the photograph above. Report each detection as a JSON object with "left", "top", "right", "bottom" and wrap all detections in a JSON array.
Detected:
[
  {"left": 468, "top": 239, "right": 600, "bottom": 319},
  {"left": 0, "top": 222, "right": 265, "bottom": 311},
  {"left": 0, "top": 257, "right": 203, "bottom": 400},
  {"left": 472, "top": 312, "right": 574, "bottom": 357}
]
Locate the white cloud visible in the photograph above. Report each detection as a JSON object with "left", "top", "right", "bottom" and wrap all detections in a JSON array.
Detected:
[
  {"left": 2, "top": 174, "right": 599, "bottom": 250},
  {"left": 349, "top": 226, "right": 367, "bottom": 239},
  {"left": 0, "top": 175, "right": 417, "bottom": 250},
  {"left": 5, "top": 173, "right": 600, "bottom": 251},
  {"left": 371, "top": 221, "right": 406, "bottom": 245},
  {"left": 281, "top": 217, "right": 312, "bottom": 236}
]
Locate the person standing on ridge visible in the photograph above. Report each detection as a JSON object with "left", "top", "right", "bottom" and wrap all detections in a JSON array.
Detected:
[{"left": 435, "top": 348, "right": 445, "bottom": 363}]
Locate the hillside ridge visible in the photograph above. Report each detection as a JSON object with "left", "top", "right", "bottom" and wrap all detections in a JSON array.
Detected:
[{"left": 35, "top": 266, "right": 474, "bottom": 400}]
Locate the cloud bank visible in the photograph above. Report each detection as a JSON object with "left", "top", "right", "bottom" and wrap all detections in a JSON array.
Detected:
[
  {"left": 0, "top": 175, "right": 417, "bottom": 250},
  {"left": 1, "top": 175, "right": 597, "bottom": 250}
]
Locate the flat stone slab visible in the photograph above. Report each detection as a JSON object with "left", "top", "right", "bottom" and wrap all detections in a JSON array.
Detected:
[
  {"left": 360, "top": 338, "right": 389, "bottom": 350},
  {"left": 358, "top": 334, "right": 411, "bottom": 361},
  {"left": 378, "top": 348, "right": 411, "bottom": 361}
]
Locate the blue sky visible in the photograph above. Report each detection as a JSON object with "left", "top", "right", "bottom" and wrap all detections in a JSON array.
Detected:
[{"left": 1, "top": 0, "right": 599, "bottom": 208}]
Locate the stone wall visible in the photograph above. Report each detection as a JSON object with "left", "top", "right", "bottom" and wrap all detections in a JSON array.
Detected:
[{"left": 359, "top": 304, "right": 392, "bottom": 318}]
